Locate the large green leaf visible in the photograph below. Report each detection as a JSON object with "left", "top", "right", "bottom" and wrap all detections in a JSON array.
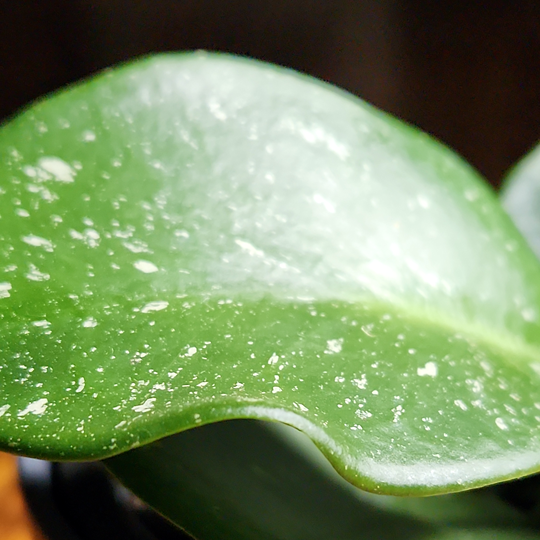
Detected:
[
  {"left": 109, "top": 421, "right": 437, "bottom": 540},
  {"left": 1, "top": 52, "right": 540, "bottom": 498},
  {"left": 107, "top": 420, "right": 537, "bottom": 540}
]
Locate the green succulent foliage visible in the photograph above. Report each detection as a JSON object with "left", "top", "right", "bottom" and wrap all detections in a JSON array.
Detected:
[
  {"left": 502, "top": 144, "right": 540, "bottom": 259},
  {"left": 107, "top": 420, "right": 540, "bottom": 540},
  {"left": 1, "top": 52, "right": 540, "bottom": 537}
]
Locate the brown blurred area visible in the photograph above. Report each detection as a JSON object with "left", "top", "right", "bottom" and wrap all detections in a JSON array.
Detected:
[
  {"left": 0, "top": 452, "right": 40, "bottom": 540},
  {"left": 0, "top": 1, "right": 539, "bottom": 184}
]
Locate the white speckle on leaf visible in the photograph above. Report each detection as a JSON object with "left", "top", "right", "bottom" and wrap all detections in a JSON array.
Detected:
[
  {"left": 454, "top": 399, "right": 468, "bottom": 411},
  {"left": 352, "top": 374, "right": 368, "bottom": 390},
  {"left": 287, "top": 121, "right": 349, "bottom": 160},
  {"left": 208, "top": 99, "right": 227, "bottom": 121},
  {"left": 417, "top": 361, "right": 438, "bottom": 377},
  {"left": 123, "top": 240, "right": 151, "bottom": 253},
  {"left": 361, "top": 324, "right": 375, "bottom": 337},
  {"left": 272, "top": 386, "right": 282, "bottom": 393},
  {"left": 186, "top": 346, "right": 197, "bottom": 357},
  {"left": 392, "top": 404, "right": 404, "bottom": 423},
  {"left": 25, "top": 265, "right": 50, "bottom": 282},
  {"left": 76, "top": 377, "right": 85, "bottom": 393},
  {"left": 132, "top": 398, "right": 156, "bottom": 413},
  {"left": 495, "top": 417, "right": 509, "bottom": 430},
  {"left": 82, "top": 317, "right": 98, "bottom": 328},
  {"left": 134, "top": 260, "right": 158, "bottom": 273},
  {"left": 466, "top": 378, "right": 483, "bottom": 394},
  {"left": 0, "top": 405, "right": 10, "bottom": 417},
  {"left": 141, "top": 301, "right": 169, "bottom": 313},
  {"left": 325, "top": 338, "right": 343, "bottom": 354},
  {"left": 268, "top": 352, "right": 279, "bottom": 365},
  {"left": 83, "top": 229, "right": 100, "bottom": 247},
  {"left": 69, "top": 229, "right": 84, "bottom": 241},
  {"left": 23, "top": 165, "right": 37, "bottom": 178},
  {"left": 69, "top": 228, "right": 100, "bottom": 248},
  {"left": 38, "top": 157, "right": 76, "bottom": 183},
  {"left": 0, "top": 282, "right": 12, "bottom": 299},
  {"left": 293, "top": 402, "right": 309, "bottom": 412},
  {"left": 235, "top": 239, "right": 264, "bottom": 258},
  {"left": 18, "top": 398, "right": 48, "bottom": 417},
  {"left": 22, "top": 234, "right": 54, "bottom": 252},
  {"left": 130, "top": 351, "right": 148, "bottom": 364},
  {"left": 313, "top": 193, "right": 336, "bottom": 213},
  {"left": 356, "top": 409, "right": 373, "bottom": 419},
  {"left": 32, "top": 320, "right": 50, "bottom": 328}
]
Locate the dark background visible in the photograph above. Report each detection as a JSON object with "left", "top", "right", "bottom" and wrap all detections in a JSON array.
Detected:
[{"left": 1, "top": 1, "right": 539, "bottom": 187}]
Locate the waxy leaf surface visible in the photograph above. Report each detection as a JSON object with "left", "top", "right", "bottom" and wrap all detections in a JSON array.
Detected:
[
  {"left": 502, "top": 145, "right": 540, "bottom": 259},
  {"left": 1, "top": 53, "right": 540, "bottom": 495},
  {"left": 107, "top": 420, "right": 539, "bottom": 540}
]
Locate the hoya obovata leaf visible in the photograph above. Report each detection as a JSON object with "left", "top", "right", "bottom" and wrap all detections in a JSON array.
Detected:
[
  {"left": 502, "top": 144, "right": 540, "bottom": 260},
  {"left": 1, "top": 53, "right": 540, "bottom": 501},
  {"left": 106, "top": 419, "right": 540, "bottom": 540}
]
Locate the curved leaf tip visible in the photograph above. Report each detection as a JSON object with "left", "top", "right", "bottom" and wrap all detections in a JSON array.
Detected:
[
  {"left": 1, "top": 52, "right": 540, "bottom": 495},
  {"left": 502, "top": 144, "right": 540, "bottom": 260}
]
